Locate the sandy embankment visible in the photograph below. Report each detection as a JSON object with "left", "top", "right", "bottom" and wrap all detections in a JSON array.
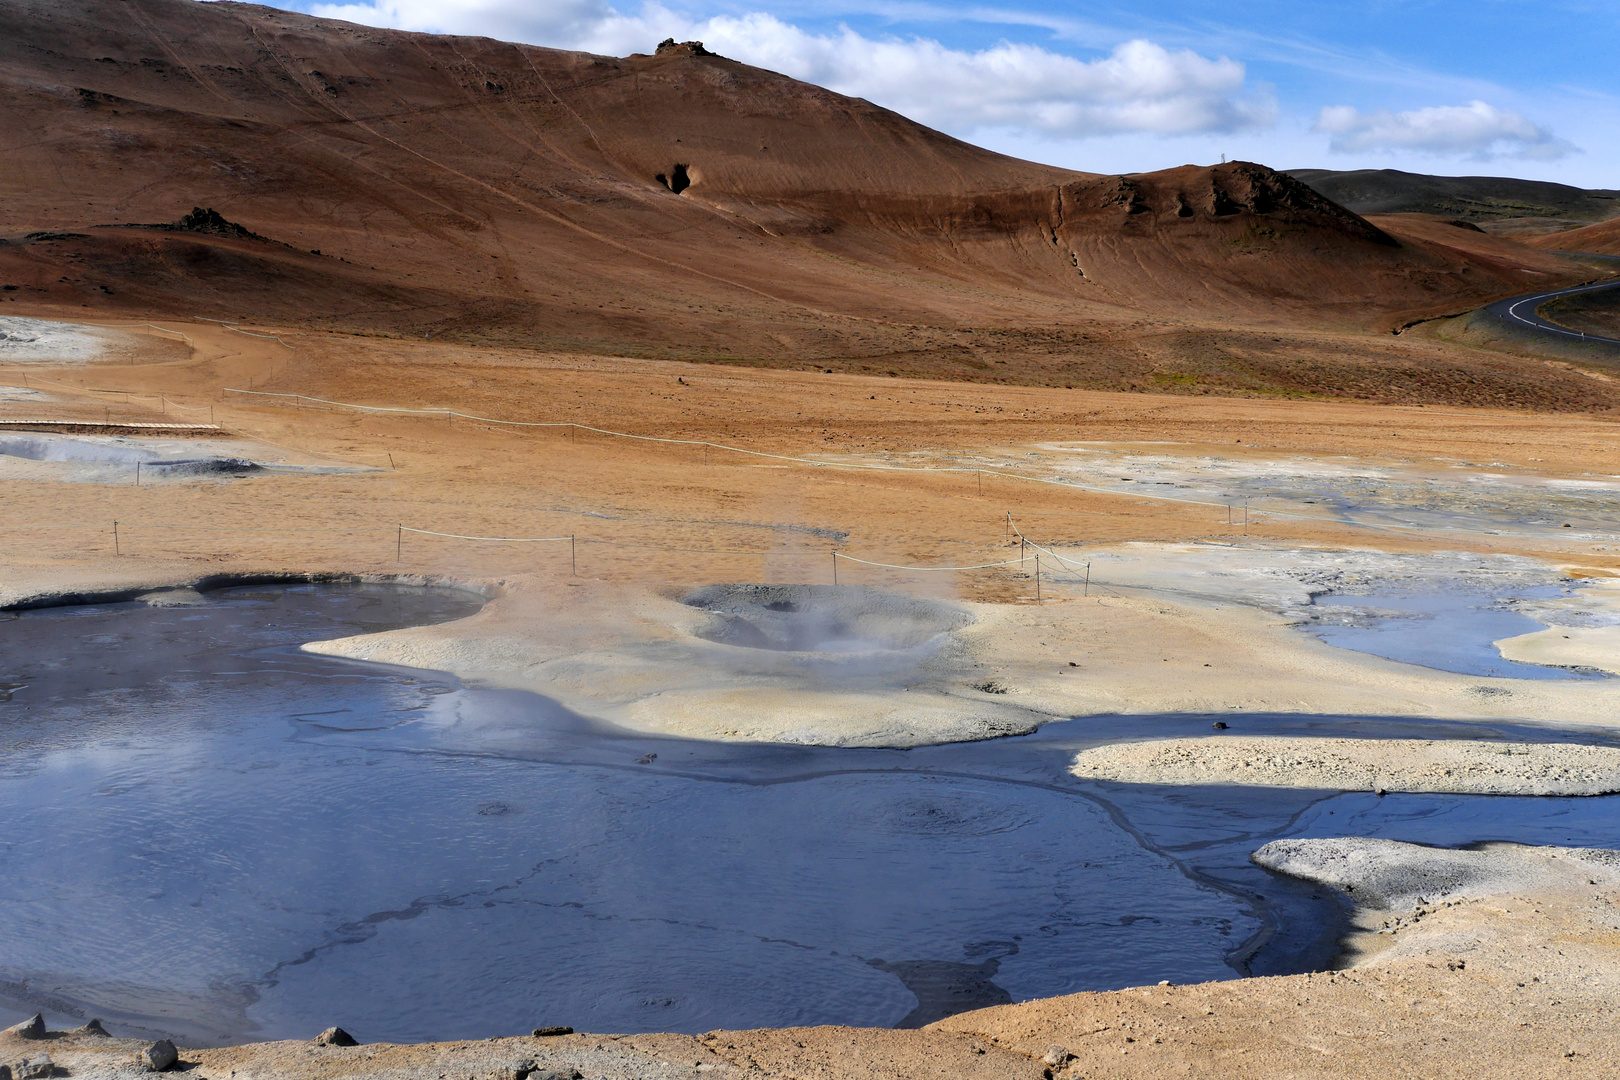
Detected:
[
  {"left": 1070, "top": 735, "right": 1620, "bottom": 795},
  {"left": 298, "top": 543, "right": 1620, "bottom": 747},
  {"left": 936, "top": 838, "right": 1620, "bottom": 1077},
  {"left": 1498, "top": 580, "right": 1620, "bottom": 676}
]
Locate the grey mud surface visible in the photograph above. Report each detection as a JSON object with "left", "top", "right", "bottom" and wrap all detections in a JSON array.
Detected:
[
  {"left": 0, "top": 431, "right": 374, "bottom": 483},
  {"left": 1254, "top": 836, "right": 1620, "bottom": 911},
  {"left": 1071, "top": 736, "right": 1620, "bottom": 796},
  {"left": 0, "top": 315, "right": 116, "bottom": 362}
]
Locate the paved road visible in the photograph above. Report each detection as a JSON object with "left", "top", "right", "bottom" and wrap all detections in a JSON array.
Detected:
[{"left": 1483, "top": 251, "right": 1620, "bottom": 347}]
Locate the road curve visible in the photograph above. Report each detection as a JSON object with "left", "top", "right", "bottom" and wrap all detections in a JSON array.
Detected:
[{"left": 1482, "top": 252, "right": 1620, "bottom": 347}]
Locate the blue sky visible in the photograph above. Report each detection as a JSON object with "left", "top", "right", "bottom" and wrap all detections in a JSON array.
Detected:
[{"left": 281, "top": 0, "right": 1620, "bottom": 186}]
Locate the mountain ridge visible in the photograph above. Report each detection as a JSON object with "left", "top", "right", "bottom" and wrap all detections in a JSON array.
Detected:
[{"left": 0, "top": 0, "right": 1605, "bottom": 405}]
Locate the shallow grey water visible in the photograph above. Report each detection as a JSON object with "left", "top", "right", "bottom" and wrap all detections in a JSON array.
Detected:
[
  {"left": 1, "top": 584, "right": 1618, "bottom": 1045},
  {"left": 1309, "top": 587, "right": 1603, "bottom": 680}
]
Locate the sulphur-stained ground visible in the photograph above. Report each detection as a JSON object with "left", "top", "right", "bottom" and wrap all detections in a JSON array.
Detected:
[{"left": 6, "top": 314, "right": 1620, "bottom": 1073}]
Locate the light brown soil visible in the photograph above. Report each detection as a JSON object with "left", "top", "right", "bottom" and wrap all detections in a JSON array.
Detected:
[{"left": 1532, "top": 217, "right": 1620, "bottom": 256}]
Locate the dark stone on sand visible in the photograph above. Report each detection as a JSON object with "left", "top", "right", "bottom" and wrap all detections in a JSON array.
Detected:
[
  {"left": 531, "top": 1026, "right": 573, "bottom": 1037},
  {"left": 4, "top": 1015, "right": 44, "bottom": 1040},
  {"left": 139, "top": 1039, "right": 177, "bottom": 1071},
  {"left": 499, "top": 1060, "right": 581, "bottom": 1080},
  {"left": 1212, "top": 721, "right": 1229, "bottom": 730},
  {"left": 315, "top": 1026, "right": 358, "bottom": 1047}
]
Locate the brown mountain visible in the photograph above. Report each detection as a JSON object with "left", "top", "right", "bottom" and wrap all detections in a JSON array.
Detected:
[{"left": 0, "top": 0, "right": 1599, "bottom": 400}]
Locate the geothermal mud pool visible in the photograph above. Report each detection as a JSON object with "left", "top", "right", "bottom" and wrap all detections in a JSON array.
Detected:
[
  {"left": 1308, "top": 587, "right": 1604, "bottom": 679},
  {"left": 0, "top": 433, "right": 373, "bottom": 483},
  {"left": 3, "top": 584, "right": 1620, "bottom": 1046}
]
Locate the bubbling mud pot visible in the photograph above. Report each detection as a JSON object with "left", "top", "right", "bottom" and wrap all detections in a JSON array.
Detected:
[{"left": 2, "top": 585, "right": 1620, "bottom": 1046}]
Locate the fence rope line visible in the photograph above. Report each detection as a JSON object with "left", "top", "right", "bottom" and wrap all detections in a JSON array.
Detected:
[
  {"left": 191, "top": 317, "right": 298, "bottom": 349},
  {"left": 400, "top": 526, "right": 572, "bottom": 543},
  {"left": 221, "top": 388, "right": 980, "bottom": 470},
  {"left": 124, "top": 523, "right": 390, "bottom": 534},
  {"left": 6, "top": 375, "right": 221, "bottom": 424},
  {"left": 833, "top": 553, "right": 1024, "bottom": 572},
  {"left": 83, "top": 321, "right": 196, "bottom": 344},
  {"left": 580, "top": 541, "right": 826, "bottom": 556},
  {"left": 213, "top": 388, "right": 1468, "bottom": 538},
  {"left": 1005, "top": 515, "right": 1159, "bottom": 600},
  {"left": 0, "top": 519, "right": 1042, "bottom": 576}
]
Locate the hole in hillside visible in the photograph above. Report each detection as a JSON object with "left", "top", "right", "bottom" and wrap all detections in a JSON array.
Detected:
[{"left": 664, "top": 163, "right": 691, "bottom": 194}]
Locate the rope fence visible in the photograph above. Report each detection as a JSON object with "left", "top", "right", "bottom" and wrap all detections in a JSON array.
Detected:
[
  {"left": 11, "top": 365, "right": 1555, "bottom": 552},
  {"left": 83, "top": 321, "right": 196, "bottom": 346},
  {"left": 2, "top": 368, "right": 1519, "bottom": 542},
  {"left": 191, "top": 317, "right": 298, "bottom": 349},
  {"left": 212, "top": 386, "right": 1489, "bottom": 540},
  {"left": 0, "top": 515, "right": 1082, "bottom": 598}
]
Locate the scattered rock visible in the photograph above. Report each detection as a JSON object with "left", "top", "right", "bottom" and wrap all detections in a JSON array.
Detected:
[
  {"left": 138, "top": 1039, "right": 177, "bottom": 1072},
  {"left": 1041, "top": 1044, "right": 1072, "bottom": 1067},
  {"left": 314, "top": 1026, "right": 357, "bottom": 1047},
  {"left": 4, "top": 1015, "right": 44, "bottom": 1040},
  {"left": 655, "top": 38, "right": 713, "bottom": 57},
  {"left": 13, "top": 1056, "right": 51, "bottom": 1079},
  {"left": 497, "top": 1061, "right": 585, "bottom": 1080},
  {"left": 531, "top": 1026, "right": 573, "bottom": 1037}
]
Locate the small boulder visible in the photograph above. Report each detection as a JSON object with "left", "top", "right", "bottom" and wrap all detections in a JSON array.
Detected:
[
  {"left": 502, "top": 1061, "right": 582, "bottom": 1080},
  {"left": 14, "top": 1055, "right": 52, "bottom": 1079},
  {"left": 76, "top": 1019, "right": 110, "bottom": 1037},
  {"left": 1041, "top": 1044, "right": 1072, "bottom": 1067},
  {"left": 4, "top": 1015, "right": 44, "bottom": 1040},
  {"left": 314, "top": 1027, "right": 358, "bottom": 1047},
  {"left": 139, "top": 1039, "right": 177, "bottom": 1072}
]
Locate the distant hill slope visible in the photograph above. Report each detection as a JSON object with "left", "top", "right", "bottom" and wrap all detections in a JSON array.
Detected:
[
  {"left": 0, "top": 0, "right": 1605, "bottom": 408},
  {"left": 1288, "top": 169, "right": 1620, "bottom": 236},
  {"left": 1528, "top": 218, "right": 1620, "bottom": 257}
]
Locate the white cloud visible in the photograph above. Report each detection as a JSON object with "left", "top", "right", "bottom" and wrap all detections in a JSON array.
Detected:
[
  {"left": 303, "top": 0, "right": 1274, "bottom": 138},
  {"left": 1313, "top": 100, "right": 1575, "bottom": 160}
]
